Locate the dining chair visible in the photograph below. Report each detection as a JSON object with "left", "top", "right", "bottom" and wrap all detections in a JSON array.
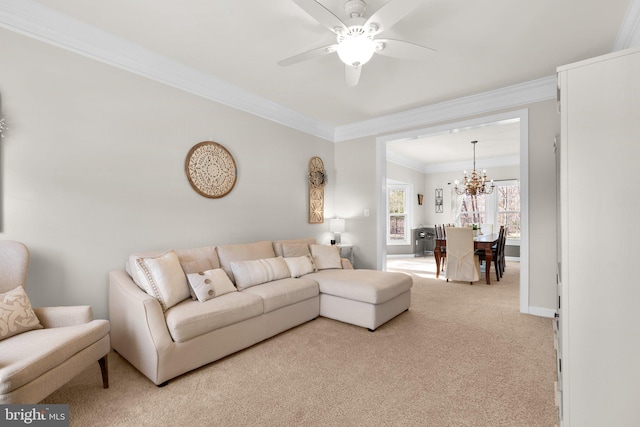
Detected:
[
  {"left": 444, "top": 227, "right": 480, "bottom": 284},
  {"left": 476, "top": 225, "right": 505, "bottom": 281},
  {"left": 434, "top": 225, "right": 447, "bottom": 272},
  {"left": 497, "top": 226, "right": 508, "bottom": 276}
]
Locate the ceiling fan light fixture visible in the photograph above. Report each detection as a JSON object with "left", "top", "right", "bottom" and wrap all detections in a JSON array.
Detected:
[{"left": 336, "top": 29, "right": 375, "bottom": 67}]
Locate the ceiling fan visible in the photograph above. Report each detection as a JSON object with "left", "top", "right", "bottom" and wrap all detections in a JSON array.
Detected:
[{"left": 278, "top": 0, "right": 435, "bottom": 86}]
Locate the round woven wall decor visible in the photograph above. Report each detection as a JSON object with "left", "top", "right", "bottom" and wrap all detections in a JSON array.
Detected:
[{"left": 185, "top": 141, "right": 237, "bottom": 198}]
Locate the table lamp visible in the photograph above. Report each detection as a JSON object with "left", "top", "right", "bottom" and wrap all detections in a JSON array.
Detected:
[{"left": 329, "top": 218, "right": 345, "bottom": 245}]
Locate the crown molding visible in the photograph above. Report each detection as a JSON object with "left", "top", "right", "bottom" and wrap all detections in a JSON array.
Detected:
[
  {"left": 614, "top": 0, "right": 640, "bottom": 50},
  {"left": 334, "top": 76, "right": 556, "bottom": 142},
  {"left": 387, "top": 150, "right": 520, "bottom": 174},
  {"left": 386, "top": 150, "right": 427, "bottom": 173},
  {"left": 0, "top": 0, "right": 335, "bottom": 141},
  {"left": 2, "top": 0, "right": 636, "bottom": 144}
]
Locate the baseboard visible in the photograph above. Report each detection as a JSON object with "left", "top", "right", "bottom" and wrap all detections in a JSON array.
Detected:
[{"left": 527, "top": 306, "right": 556, "bottom": 318}]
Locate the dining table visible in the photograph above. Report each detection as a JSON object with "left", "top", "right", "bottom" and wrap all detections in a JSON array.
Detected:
[{"left": 434, "top": 233, "right": 500, "bottom": 284}]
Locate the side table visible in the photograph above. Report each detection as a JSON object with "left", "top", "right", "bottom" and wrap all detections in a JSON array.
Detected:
[{"left": 336, "top": 243, "right": 354, "bottom": 267}]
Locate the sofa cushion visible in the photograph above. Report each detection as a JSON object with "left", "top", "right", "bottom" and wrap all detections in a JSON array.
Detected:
[
  {"left": 284, "top": 255, "right": 317, "bottom": 278},
  {"left": 310, "top": 245, "right": 343, "bottom": 270},
  {"left": 186, "top": 268, "right": 237, "bottom": 302},
  {"left": 164, "top": 292, "right": 264, "bottom": 343},
  {"left": 132, "top": 250, "right": 191, "bottom": 311},
  {"left": 0, "top": 286, "right": 43, "bottom": 341},
  {"left": 241, "top": 277, "right": 319, "bottom": 313},
  {"left": 0, "top": 320, "right": 110, "bottom": 394},
  {"left": 230, "top": 257, "right": 290, "bottom": 290},
  {"left": 217, "top": 241, "right": 276, "bottom": 284},
  {"left": 305, "top": 269, "right": 413, "bottom": 304},
  {"left": 273, "top": 238, "right": 316, "bottom": 257},
  {"left": 281, "top": 243, "right": 311, "bottom": 258}
]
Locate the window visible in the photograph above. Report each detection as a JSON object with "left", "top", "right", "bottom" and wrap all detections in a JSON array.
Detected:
[
  {"left": 456, "top": 180, "right": 521, "bottom": 242},
  {"left": 387, "top": 183, "right": 411, "bottom": 245},
  {"left": 459, "top": 194, "right": 486, "bottom": 227},
  {"left": 496, "top": 181, "right": 520, "bottom": 240}
]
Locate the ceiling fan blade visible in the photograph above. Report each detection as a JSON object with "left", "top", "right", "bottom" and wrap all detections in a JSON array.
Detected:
[
  {"left": 365, "top": 0, "right": 423, "bottom": 34},
  {"left": 345, "top": 65, "right": 362, "bottom": 87},
  {"left": 293, "top": 0, "right": 347, "bottom": 34},
  {"left": 375, "top": 39, "right": 436, "bottom": 60},
  {"left": 278, "top": 44, "right": 338, "bottom": 66}
]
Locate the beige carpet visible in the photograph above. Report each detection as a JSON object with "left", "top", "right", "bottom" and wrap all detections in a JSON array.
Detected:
[{"left": 44, "top": 258, "right": 558, "bottom": 426}]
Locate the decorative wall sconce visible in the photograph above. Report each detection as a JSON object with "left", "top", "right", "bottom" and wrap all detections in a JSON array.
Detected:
[
  {"left": 308, "top": 156, "right": 327, "bottom": 224},
  {"left": 435, "top": 188, "right": 443, "bottom": 213},
  {"left": 417, "top": 194, "right": 424, "bottom": 205}
]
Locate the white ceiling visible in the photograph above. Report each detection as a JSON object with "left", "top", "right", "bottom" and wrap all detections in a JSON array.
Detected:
[
  {"left": 1, "top": 0, "right": 637, "bottom": 165},
  {"left": 387, "top": 119, "right": 520, "bottom": 172}
]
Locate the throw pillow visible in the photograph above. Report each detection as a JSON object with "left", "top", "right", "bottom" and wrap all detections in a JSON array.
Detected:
[
  {"left": 181, "top": 258, "right": 216, "bottom": 300},
  {"left": 281, "top": 243, "right": 311, "bottom": 258},
  {"left": 310, "top": 244, "right": 343, "bottom": 270},
  {"left": 230, "top": 256, "right": 291, "bottom": 290},
  {"left": 284, "top": 255, "right": 317, "bottom": 278},
  {"left": 0, "top": 286, "right": 43, "bottom": 341},
  {"left": 186, "top": 268, "right": 237, "bottom": 302},
  {"left": 134, "top": 250, "right": 191, "bottom": 311}
]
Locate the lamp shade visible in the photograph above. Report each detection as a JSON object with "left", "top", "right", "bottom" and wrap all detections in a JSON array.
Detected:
[{"left": 329, "top": 218, "right": 346, "bottom": 233}]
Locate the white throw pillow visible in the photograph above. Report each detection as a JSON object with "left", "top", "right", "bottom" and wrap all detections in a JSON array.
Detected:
[
  {"left": 284, "top": 255, "right": 317, "bottom": 278},
  {"left": 181, "top": 258, "right": 216, "bottom": 300},
  {"left": 230, "top": 256, "right": 291, "bottom": 290},
  {"left": 0, "top": 286, "right": 43, "bottom": 341},
  {"left": 310, "top": 244, "right": 343, "bottom": 270},
  {"left": 186, "top": 268, "right": 237, "bottom": 302},
  {"left": 134, "top": 250, "right": 191, "bottom": 311}
]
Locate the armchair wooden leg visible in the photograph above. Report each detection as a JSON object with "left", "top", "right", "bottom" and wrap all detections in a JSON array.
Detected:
[{"left": 98, "top": 355, "right": 109, "bottom": 389}]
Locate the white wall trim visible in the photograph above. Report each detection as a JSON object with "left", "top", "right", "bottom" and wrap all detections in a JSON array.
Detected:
[
  {"left": 527, "top": 306, "right": 556, "bottom": 318},
  {"left": 0, "top": 0, "right": 335, "bottom": 141},
  {"left": 2, "top": 0, "right": 637, "bottom": 145},
  {"left": 336, "top": 77, "right": 556, "bottom": 142},
  {"left": 387, "top": 150, "right": 519, "bottom": 174},
  {"left": 0, "top": 0, "right": 557, "bottom": 144}
]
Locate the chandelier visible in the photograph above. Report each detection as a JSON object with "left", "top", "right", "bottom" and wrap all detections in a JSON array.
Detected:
[{"left": 454, "top": 140, "right": 495, "bottom": 196}]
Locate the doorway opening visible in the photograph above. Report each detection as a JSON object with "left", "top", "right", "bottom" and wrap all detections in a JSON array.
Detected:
[{"left": 376, "top": 109, "right": 529, "bottom": 313}]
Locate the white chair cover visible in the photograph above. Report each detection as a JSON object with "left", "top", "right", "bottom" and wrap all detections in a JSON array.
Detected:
[{"left": 445, "top": 227, "right": 481, "bottom": 283}]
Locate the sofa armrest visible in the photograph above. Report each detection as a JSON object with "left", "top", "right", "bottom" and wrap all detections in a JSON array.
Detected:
[
  {"left": 109, "top": 270, "right": 174, "bottom": 383},
  {"left": 33, "top": 305, "right": 93, "bottom": 328}
]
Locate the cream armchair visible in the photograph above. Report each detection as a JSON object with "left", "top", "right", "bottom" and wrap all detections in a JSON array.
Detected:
[{"left": 0, "top": 240, "right": 111, "bottom": 404}]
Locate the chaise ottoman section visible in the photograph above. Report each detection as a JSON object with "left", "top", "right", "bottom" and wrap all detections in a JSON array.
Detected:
[{"left": 305, "top": 269, "right": 412, "bottom": 331}]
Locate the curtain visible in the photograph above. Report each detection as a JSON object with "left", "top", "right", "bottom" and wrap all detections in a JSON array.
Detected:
[{"left": 450, "top": 186, "right": 463, "bottom": 226}]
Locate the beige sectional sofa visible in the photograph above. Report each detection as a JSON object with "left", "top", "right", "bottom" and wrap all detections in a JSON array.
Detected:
[{"left": 109, "top": 238, "right": 412, "bottom": 385}]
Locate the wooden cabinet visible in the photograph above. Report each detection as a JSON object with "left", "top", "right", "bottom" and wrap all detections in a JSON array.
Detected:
[{"left": 556, "top": 46, "right": 640, "bottom": 427}]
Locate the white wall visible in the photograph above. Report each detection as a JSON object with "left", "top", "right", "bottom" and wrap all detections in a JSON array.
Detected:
[
  {"left": 386, "top": 161, "right": 427, "bottom": 255},
  {"left": 0, "top": 30, "right": 335, "bottom": 319}
]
